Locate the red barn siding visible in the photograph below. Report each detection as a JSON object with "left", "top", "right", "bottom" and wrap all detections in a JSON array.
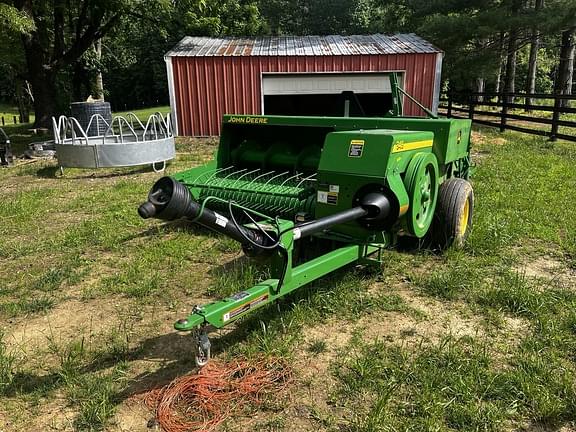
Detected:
[{"left": 172, "top": 54, "right": 439, "bottom": 136}]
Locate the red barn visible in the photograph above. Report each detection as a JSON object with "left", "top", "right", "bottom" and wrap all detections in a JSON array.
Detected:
[{"left": 165, "top": 34, "right": 443, "bottom": 136}]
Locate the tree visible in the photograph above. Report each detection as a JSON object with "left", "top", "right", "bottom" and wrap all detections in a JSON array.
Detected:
[
  {"left": 258, "top": 0, "right": 372, "bottom": 35},
  {"left": 525, "top": 0, "right": 544, "bottom": 108},
  {"left": 0, "top": 3, "right": 35, "bottom": 122},
  {"left": 102, "top": 0, "right": 264, "bottom": 111},
  {"left": 502, "top": 0, "right": 523, "bottom": 102},
  {"left": 555, "top": 26, "right": 575, "bottom": 107},
  {"left": 6, "top": 0, "right": 136, "bottom": 127},
  {"left": 405, "top": 0, "right": 507, "bottom": 94}
]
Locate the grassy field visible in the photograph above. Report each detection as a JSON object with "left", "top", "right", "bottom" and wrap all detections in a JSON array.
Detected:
[
  {"left": 0, "top": 103, "right": 34, "bottom": 126},
  {"left": 0, "top": 126, "right": 575, "bottom": 431}
]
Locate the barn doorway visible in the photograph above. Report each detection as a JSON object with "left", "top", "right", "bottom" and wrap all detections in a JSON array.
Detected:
[{"left": 262, "top": 73, "right": 403, "bottom": 117}]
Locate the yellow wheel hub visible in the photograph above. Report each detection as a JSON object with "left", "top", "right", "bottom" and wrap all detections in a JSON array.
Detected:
[{"left": 459, "top": 198, "right": 470, "bottom": 237}]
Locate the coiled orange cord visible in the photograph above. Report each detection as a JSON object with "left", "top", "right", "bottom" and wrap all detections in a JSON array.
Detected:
[{"left": 137, "top": 357, "right": 292, "bottom": 432}]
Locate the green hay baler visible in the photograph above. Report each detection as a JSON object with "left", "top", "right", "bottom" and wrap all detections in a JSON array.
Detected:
[{"left": 138, "top": 80, "right": 473, "bottom": 366}]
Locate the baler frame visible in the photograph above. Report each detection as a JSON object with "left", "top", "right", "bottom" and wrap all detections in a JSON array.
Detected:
[{"left": 138, "top": 76, "right": 474, "bottom": 366}]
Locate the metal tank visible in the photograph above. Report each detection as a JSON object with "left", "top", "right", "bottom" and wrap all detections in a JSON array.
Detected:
[{"left": 53, "top": 112, "right": 175, "bottom": 171}]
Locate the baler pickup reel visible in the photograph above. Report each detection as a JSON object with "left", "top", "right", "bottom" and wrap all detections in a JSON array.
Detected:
[{"left": 139, "top": 109, "right": 474, "bottom": 367}]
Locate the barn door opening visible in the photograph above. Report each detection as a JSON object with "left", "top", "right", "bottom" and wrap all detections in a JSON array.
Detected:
[{"left": 262, "top": 73, "right": 403, "bottom": 117}]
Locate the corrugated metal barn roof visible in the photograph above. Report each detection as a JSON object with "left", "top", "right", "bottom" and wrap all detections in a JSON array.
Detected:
[{"left": 166, "top": 34, "right": 441, "bottom": 57}]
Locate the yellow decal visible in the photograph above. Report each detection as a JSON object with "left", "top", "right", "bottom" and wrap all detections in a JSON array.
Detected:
[
  {"left": 223, "top": 294, "right": 269, "bottom": 322},
  {"left": 228, "top": 116, "right": 268, "bottom": 124},
  {"left": 391, "top": 140, "right": 433, "bottom": 153},
  {"left": 348, "top": 140, "right": 365, "bottom": 157},
  {"left": 399, "top": 204, "right": 409, "bottom": 215}
]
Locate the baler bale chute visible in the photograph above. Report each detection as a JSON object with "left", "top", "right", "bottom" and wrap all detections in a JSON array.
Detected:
[{"left": 138, "top": 76, "right": 474, "bottom": 366}]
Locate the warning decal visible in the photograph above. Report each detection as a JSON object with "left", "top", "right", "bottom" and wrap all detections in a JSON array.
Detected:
[
  {"left": 327, "top": 192, "right": 338, "bottom": 205},
  {"left": 214, "top": 212, "right": 229, "bottom": 228},
  {"left": 223, "top": 294, "right": 269, "bottom": 322},
  {"left": 348, "top": 140, "right": 365, "bottom": 158}
]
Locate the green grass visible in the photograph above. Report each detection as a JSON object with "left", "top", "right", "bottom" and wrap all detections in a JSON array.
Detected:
[
  {"left": 0, "top": 103, "right": 34, "bottom": 125},
  {"left": 0, "top": 126, "right": 575, "bottom": 430},
  {"left": 332, "top": 335, "right": 576, "bottom": 431},
  {"left": 0, "top": 332, "right": 17, "bottom": 394},
  {"left": 112, "top": 105, "right": 170, "bottom": 122}
]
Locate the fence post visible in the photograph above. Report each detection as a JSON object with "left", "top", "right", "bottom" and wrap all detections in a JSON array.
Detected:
[
  {"left": 1, "top": 117, "right": 4, "bottom": 126},
  {"left": 447, "top": 95, "right": 453, "bottom": 118},
  {"left": 468, "top": 94, "right": 475, "bottom": 120},
  {"left": 550, "top": 94, "right": 560, "bottom": 142},
  {"left": 500, "top": 93, "right": 508, "bottom": 132},
  {"left": 13, "top": 116, "right": 17, "bottom": 124}
]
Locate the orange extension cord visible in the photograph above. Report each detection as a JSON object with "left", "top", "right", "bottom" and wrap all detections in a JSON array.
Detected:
[{"left": 138, "top": 357, "right": 292, "bottom": 432}]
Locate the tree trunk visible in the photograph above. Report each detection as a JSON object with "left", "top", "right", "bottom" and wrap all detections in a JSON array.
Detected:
[
  {"left": 19, "top": 2, "right": 58, "bottom": 129},
  {"left": 555, "top": 26, "right": 576, "bottom": 108},
  {"left": 15, "top": 81, "right": 30, "bottom": 124},
  {"left": 504, "top": 31, "right": 518, "bottom": 103},
  {"left": 525, "top": 0, "right": 544, "bottom": 110},
  {"left": 504, "top": 0, "right": 522, "bottom": 103},
  {"left": 475, "top": 77, "right": 485, "bottom": 102},
  {"left": 495, "top": 32, "right": 506, "bottom": 95},
  {"left": 93, "top": 39, "right": 104, "bottom": 100},
  {"left": 72, "top": 61, "right": 85, "bottom": 101},
  {"left": 30, "top": 72, "right": 58, "bottom": 128},
  {"left": 23, "top": 41, "right": 58, "bottom": 128}
]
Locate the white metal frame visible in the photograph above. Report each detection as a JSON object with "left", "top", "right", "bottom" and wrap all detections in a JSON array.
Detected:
[
  {"left": 432, "top": 53, "right": 444, "bottom": 115},
  {"left": 165, "top": 56, "right": 179, "bottom": 136}
]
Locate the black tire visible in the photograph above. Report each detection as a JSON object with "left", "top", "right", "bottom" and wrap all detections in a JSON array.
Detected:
[{"left": 433, "top": 178, "right": 474, "bottom": 249}]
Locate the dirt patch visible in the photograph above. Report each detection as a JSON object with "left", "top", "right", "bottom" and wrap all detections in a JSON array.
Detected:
[
  {"left": 471, "top": 130, "right": 507, "bottom": 147},
  {"left": 0, "top": 392, "right": 76, "bottom": 432},
  {"left": 520, "top": 255, "right": 576, "bottom": 289},
  {"left": 109, "top": 404, "right": 152, "bottom": 432},
  {"left": 3, "top": 298, "right": 136, "bottom": 356},
  {"left": 518, "top": 421, "right": 576, "bottom": 432}
]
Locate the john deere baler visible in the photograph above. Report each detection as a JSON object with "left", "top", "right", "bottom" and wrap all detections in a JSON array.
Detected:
[{"left": 138, "top": 111, "right": 473, "bottom": 366}]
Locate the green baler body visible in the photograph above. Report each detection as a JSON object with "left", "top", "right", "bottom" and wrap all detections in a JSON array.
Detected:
[
  {"left": 141, "top": 111, "right": 474, "bottom": 349},
  {"left": 174, "top": 114, "right": 472, "bottom": 240},
  {"left": 316, "top": 129, "right": 434, "bottom": 240}
]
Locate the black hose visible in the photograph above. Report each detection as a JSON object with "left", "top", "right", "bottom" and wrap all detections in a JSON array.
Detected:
[{"left": 228, "top": 200, "right": 280, "bottom": 250}]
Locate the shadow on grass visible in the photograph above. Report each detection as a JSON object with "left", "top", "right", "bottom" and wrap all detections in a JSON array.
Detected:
[
  {"left": 1, "top": 371, "right": 61, "bottom": 398},
  {"left": 35, "top": 165, "right": 60, "bottom": 178},
  {"left": 58, "top": 165, "right": 155, "bottom": 180},
  {"left": 116, "top": 263, "right": 374, "bottom": 398},
  {"left": 121, "top": 219, "right": 221, "bottom": 242}
]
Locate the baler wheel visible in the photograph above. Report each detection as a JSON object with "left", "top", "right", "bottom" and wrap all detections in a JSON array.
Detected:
[
  {"left": 433, "top": 178, "right": 474, "bottom": 249},
  {"left": 404, "top": 153, "right": 439, "bottom": 238}
]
